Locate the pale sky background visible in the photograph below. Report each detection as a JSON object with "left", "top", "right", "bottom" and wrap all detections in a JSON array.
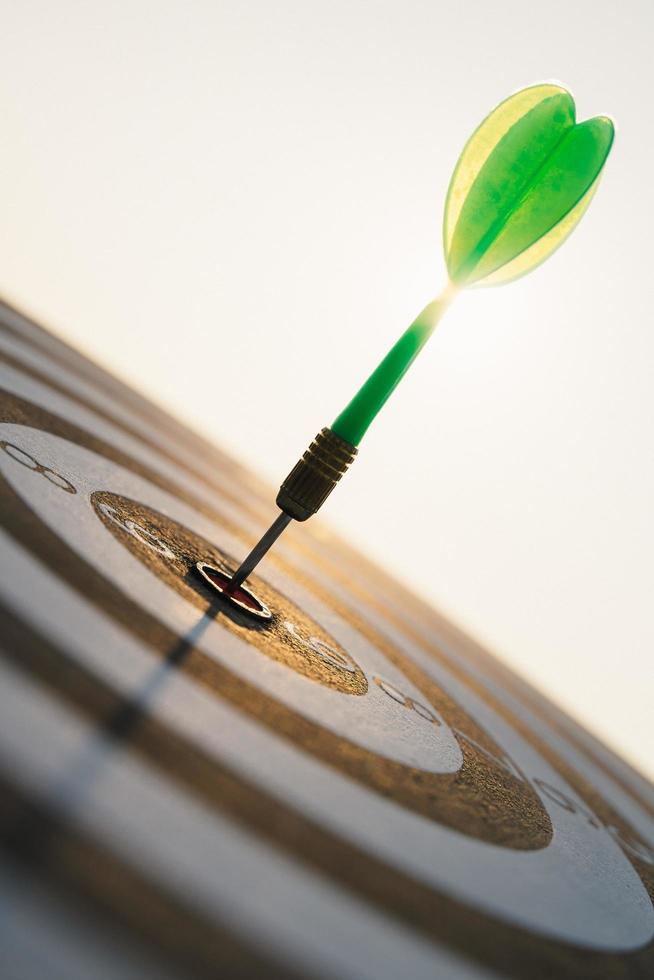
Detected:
[{"left": 1, "top": 0, "right": 652, "bottom": 779}]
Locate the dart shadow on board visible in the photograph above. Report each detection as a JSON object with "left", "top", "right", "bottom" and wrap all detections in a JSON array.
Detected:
[{"left": 3, "top": 593, "right": 228, "bottom": 868}]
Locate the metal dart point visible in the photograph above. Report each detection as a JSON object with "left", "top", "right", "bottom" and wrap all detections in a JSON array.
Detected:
[
  {"left": 228, "top": 427, "right": 358, "bottom": 590},
  {"left": 229, "top": 511, "right": 292, "bottom": 590}
]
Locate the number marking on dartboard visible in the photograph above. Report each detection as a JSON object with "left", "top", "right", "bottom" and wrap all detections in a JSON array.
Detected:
[
  {"left": 373, "top": 675, "right": 442, "bottom": 726},
  {"left": 0, "top": 440, "right": 76, "bottom": 494}
]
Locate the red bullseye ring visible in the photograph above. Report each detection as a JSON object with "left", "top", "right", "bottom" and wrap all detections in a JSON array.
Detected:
[{"left": 194, "top": 561, "right": 273, "bottom": 621}]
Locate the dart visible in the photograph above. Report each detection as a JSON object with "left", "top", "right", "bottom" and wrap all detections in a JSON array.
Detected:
[{"left": 229, "top": 82, "right": 614, "bottom": 590}]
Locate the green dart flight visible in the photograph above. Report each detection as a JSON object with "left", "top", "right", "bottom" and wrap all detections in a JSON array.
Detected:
[{"left": 228, "top": 82, "right": 615, "bottom": 591}]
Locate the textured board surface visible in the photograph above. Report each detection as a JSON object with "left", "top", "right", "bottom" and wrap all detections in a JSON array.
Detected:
[{"left": 0, "top": 298, "right": 653, "bottom": 979}]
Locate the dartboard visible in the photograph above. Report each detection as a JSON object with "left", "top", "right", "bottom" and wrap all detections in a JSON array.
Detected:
[{"left": 0, "top": 297, "right": 652, "bottom": 980}]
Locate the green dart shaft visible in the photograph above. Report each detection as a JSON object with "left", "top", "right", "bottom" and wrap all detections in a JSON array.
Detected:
[
  {"left": 229, "top": 288, "right": 455, "bottom": 590},
  {"left": 331, "top": 286, "right": 455, "bottom": 447}
]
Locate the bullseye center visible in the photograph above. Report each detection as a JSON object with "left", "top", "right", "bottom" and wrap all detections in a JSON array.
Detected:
[{"left": 195, "top": 561, "right": 272, "bottom": 621}]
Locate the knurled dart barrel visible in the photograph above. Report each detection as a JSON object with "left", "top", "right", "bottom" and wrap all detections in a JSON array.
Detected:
[{"left": 276, "top": 427, "right": 358, "bottom": 521}]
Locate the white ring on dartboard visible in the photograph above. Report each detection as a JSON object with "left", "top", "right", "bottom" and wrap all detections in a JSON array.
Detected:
[{"left": 0, "top": 420, "right": 652, "bottom": 952}]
